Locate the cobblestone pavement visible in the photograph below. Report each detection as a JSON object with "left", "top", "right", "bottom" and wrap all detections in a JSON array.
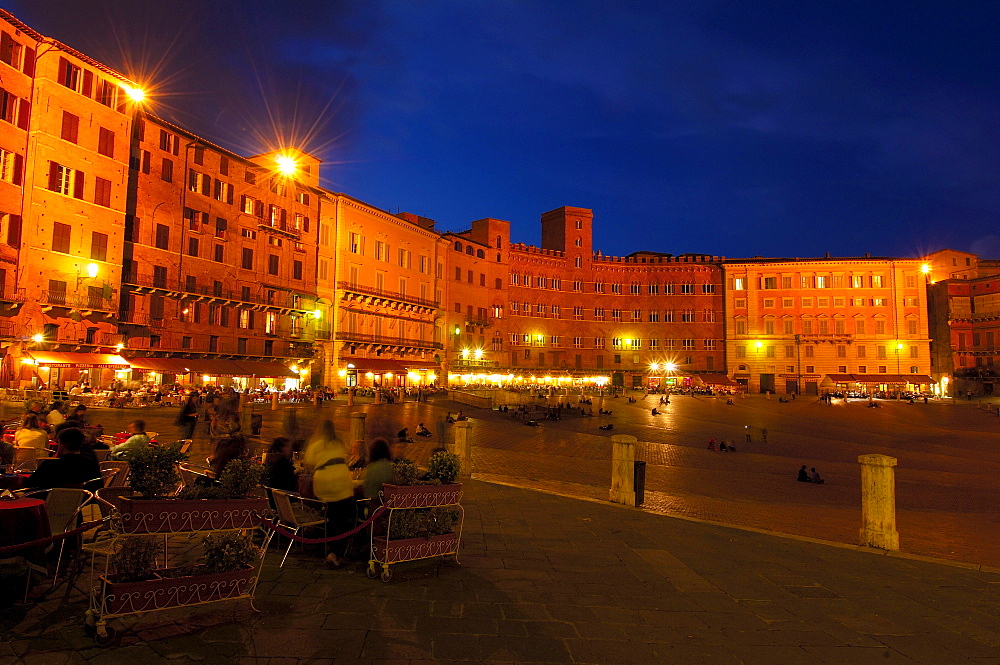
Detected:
[
  {"left": 23, "top": 391, "right": 999, "bottom": 566},
  {"left": 2, "top": 481, "right": 999, "bottom": 664}
]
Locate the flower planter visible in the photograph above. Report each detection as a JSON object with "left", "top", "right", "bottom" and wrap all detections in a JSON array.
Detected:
[
  {"left": 372, "top": 533, "right": 459, "bottom": 564},
  {"left": 117, "top": 497, "right": 270, "bottom": 533},
  {"left": 380, "top": 483, "right": 463, "bottom": 508},
  {"left": 100, "top": 566, "right": 255, "bottom": 615}
]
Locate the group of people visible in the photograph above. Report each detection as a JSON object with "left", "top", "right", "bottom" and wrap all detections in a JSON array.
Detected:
[
  {"left": 706, "top": 438, "right": 736, "bottom": 452},
  {"left": 797, "top": 465, "right": 824, "bottom": 484}
]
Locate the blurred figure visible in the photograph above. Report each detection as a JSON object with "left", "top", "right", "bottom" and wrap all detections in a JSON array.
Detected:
[
  {"left": 304, "top": 420, "right": 355, "bottom": 567},
  {"left": 263, "top": 437, "right": 298, "bottom": 492},
  {"left": 176, "top": 393, "right": 199, "bottom": 439}
]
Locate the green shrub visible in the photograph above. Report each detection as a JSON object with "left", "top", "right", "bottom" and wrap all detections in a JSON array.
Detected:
[
  {"left": 428, "top": 507, "right": 460, "bottom": 536},
  {"left": 217, "top": 459, "right": 264, "bottom": 499},
  {"left": 127, "top": 442, "right": 188, "bottom": 499},
  {"left": 426, "top": 451, "right": 461, "bottom": 484},
  {"left": 112, "top": 536, "right": 161, "bottom": 582},
  {"left": 201, "top": 532, "right": 258, "bottom": 573},
  {"left": 387, "top": 509, "right": 430, "bottom": 539},
  {"left": 390, "top": 458, "right": 419, "bottom": 486}
]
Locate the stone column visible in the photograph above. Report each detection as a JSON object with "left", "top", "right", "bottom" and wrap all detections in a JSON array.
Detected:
[
  {"left": 858, "top": 454, "right": 899, "bottom": 551},
  {"left": 347, "top": 389, "right": 355, "bottom": 407},
  {"left": 609, "top": 434, "right": 636, "bottom": 505},
  {"left": 271, "top": 392, "right": 278, "bottom": 411},
  {"left": 451, "top": 421, "right": 473, "bottom": 478},
  {"left": 349, "top": 412, "right": 366, "bottom": 448},
  {"left": 374, "top": 390, "right": 382, "bottom": 405}
]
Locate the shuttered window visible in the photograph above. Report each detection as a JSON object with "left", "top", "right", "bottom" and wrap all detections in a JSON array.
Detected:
[
  {"left": 97, "top": 127, "right": 115, "bottom": 157},
  {"left": 52, "top": 222, "right": 71, "bottom": 253}
]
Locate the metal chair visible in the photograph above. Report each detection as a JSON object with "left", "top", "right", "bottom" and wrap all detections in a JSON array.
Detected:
[
  {"left": 266, "top": 489, "right": 326, "bottom": 567},
  {"left": 17, "top": 488, "right": 94, "bottom": 590},
  {"left": 13, "top": 446, "right": 43, "bottom": 471},
  {"left": 99, "top": 461, "right": 129, "bottom": 488}
]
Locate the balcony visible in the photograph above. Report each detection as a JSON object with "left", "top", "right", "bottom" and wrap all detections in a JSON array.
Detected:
[
  {"left": 40, "top": 291, "right": 114, "bottom": 312},
  {"left": 0, "top": 320, "right": 14, "bottom": 337},
  {"left": 338, "top": 281, "right": 439, "bottom": 310},
  {"left": 258, "top": 218, "right": 301, "bottom": 239},
  {"left": 337, "top": 331, "right": 443, "bottom": 350},
  {"left": 123, "top": 272, "right": 314, "bottom": 312},
  {"left": 315, "top": 328, "right": 331, "bottom": 340},
  {"left": 100, "top": 332, "right": 126, "bottom": 346},
  {"left": 0, "top": 286, "right": 26, "bottom": 303},
  {"left": 119, "top": 310, "right": 151, "bottom": 326}
]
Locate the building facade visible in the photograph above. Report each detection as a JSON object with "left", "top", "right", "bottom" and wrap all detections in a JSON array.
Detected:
[{"left": 722, "top": 257, "right": 932, "bottom": 394}]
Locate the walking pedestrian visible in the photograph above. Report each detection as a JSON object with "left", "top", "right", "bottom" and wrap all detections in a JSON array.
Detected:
[{"left": 176, "top": 392, "right": 199, "bottom": 440}]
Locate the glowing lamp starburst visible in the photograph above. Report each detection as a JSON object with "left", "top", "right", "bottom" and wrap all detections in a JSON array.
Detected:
[
  {"left": 123, "top": 85, "right": 146, "bottom": 103},
  {"left": 275, "top": 155, "right": 298, "bottom": 176}
]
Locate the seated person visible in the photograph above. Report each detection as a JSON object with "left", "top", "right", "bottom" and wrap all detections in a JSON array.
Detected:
[
  {"left": 651, "top": 408, "right": 659, "bottom": 415},
  {"left": 15, "top": 414, "right": 49, "bottom": 451},
  {"left": 46, "top": 401, "right": 67, "bottom": 427},
  {"left": 110, "top": 420, "right": 150, "bottom": 459},
  {"left": 26, "top": 427, "right": 100, "bottom": 491},
  {"left": 67, "top": 404, "right": 89, "bottom": 426},
  {"left": 415, "top": 423, "right": 431, "bottom": 437},
  {"left": 208, "top": 435, "right": 250, "bottom": 478},
  {"left": 361, "top": 438, "right": 393, "bottom": 500},
  {"left": 599, "top": 423, "right": 614, "bottom": 430},
  {"left": 397, "top": 428, "right": 413, "bottom": 443},
  {"left": 262, "top": 437, "right": 298, "bottom": 492},
  {"left": 810, "top": 468, "right": 824, "bottom": 484}
]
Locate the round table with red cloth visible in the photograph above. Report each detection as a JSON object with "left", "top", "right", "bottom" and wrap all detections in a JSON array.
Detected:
[
  {"left": 0, "top": 498, "right": 50, "bottom": 565},
  {"left": 0, "top": 473, "right": 31, "bottom": 491}
]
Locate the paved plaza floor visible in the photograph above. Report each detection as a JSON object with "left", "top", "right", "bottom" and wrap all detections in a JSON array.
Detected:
[
  {"left": 31, "top": 391, "right": 999, "bottom": 567},
  {"left": 2, "top": 480, "right": 999, "bottom": 664}
]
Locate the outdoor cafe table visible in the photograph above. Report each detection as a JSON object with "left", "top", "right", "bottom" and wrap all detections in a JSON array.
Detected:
[
  {"left": 0, "top": 497, "right": 50, "bottom": 566},
  {"left": 0, "top": 472, "right": 31, "bottom": 491}
]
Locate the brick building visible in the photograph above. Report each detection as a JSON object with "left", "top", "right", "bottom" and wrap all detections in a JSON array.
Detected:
[{"left": 721, "top": 257, "right": 932, "bottom": 395}]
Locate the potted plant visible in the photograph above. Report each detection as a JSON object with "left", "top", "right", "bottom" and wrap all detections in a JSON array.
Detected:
[
  {"left": 101, "top": 532, "right": 259, "bottom": 615},
  {"left": 117, "top": 447, "right": 270, "bottom": 534},
  {"left": 372, "top": 505, "right": 462, "bottom": 565},
  {"left": 380, "top": 453, "right": 464, "bottom": 509}
]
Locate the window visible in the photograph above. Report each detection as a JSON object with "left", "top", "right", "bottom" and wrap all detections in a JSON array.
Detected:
[
  {"left": 214, "top": 244, "right": 224, "bottom": 262},
  {"left": 612, "top": 309, "right": 622, "bottom": 321},
  {"left": 0, "top": 147, "right": 23, "bottom": 185},
  {"left": 735, "top": 299, "right": 746, "bottom": 309},
  {"left": 159, "top": 129, "right": 180, "bottom": 155},
  {"left": 52, "top": 223, "right": 71, "bottom": 254},
  {"left": 213, "top": 180, "right": 233, "bottom": 204},
  {"left": 187, "top": 237, "right": 199, "bottom": 257},
  {"left": 702, "top": 284, "right": 715, "bottom": 294},
  {"left": 783, "top": 319, "right": 794, "bottom": 334},
  {"left": 241, "top": 248, "right": 254, "bottom": 270},
  {"left": 837, "top": 345, "right": 847, "bottom": 358},
  {"left": 764, "top": 319, "right": 775, "bottom": 335},
  {"left": 835, "top": 319, "right": 846, "bottom": 334},
  {"left": 875, "top": 320, "right": 886, "bottom": 335},
  {"left": 48, "top": 162, "right": 84, "bottom": 198},
  {"left": 94, "top": 177, "right": 111, "bottom": 207},
  {"left": 268, "top": 255, "right": 279, "bottom": 276},
  {"left": 349, "top": 232, "right": 362, "bottom": 254},
  {"left": 97, "top": 127, "right": 115, "bottom": 158},
  {"left": 293, "top": 260, "right": 303, "bottom": 280},
  {"left": 763, "top": 299, "right": 775, "bottom": 308},
  {"left": 872, "top": 275, "right": 885, "bottom": 288},
  {"left": 181, "top": 336, "right": 192, "bottom": 349},
  {"left": 58, "top": 57, "right": 83, "bottom": 91},
  {"left": 877, "top": 346, "right": 887, "bottom": 359},
  {"left": 681, "top": 284, "right": 694, "bottom": 294},
  {"left": 736, "top": 345, "right": 747, "bottom": 358},
  {"left": 735, "top": 319, "right": 746, "bottom": 335},
  {"left": 762, "top": 277, "right": 777, "bottom": 289},
  {"left": 857, "top": 346, "right": 867, "bottom": 359},
  {"left": 60, "top": 111, "right": 79, "bottom": 143},
  {"left": 611, "top": 283, "right": 621, "bottom": 294},
  {"left": 733, "top": 277, "right": 745, "bottom": 291},
  {"left": 681, "top": 311, "right": 695, "bottom": 322},
  {"left": 782, "top": 276, "right": 793, "bottom": 289},
  {"left": 816, "top": 275, "right": 828, "bottom": 289},
  {"left": 802, "top": 320, "right": 813, "bottom": 334},
  {"left": 804, "top": 346, "right": 814, "bottom": 358},
  {"left": 785, "top": 345, "right": 795, "bottom": 357},
  {"left": 649, "top": 311, "right": 659, "bottom": 322},
  {"left": 852, "top": 275, "right": 864, "bottom": 288},
  {"left": 90, "top": 232, "right": 108, "bottom": 261},
  {"left": 573, "top": 280, "right": 582, "bottom": 292},
  {"left": 782, "top": 298, "right": 793, "bottom": 308},
  {"left": 802, "top": 297, "right": 813, "bottom": 307},
  {"left": 160, "top": 158, "right": 173, "bottom": 182}
]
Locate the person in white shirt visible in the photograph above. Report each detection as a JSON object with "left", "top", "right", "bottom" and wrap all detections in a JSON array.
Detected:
[
  {"left": 46, "top": 401, "right": 66, "bottom": 427},
  {"left": 110, "top": 420, "right": 151, "bottom": 460}
]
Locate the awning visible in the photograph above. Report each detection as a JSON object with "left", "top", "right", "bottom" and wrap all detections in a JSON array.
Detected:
[
  {"left": 126, "top": 357, "right": 195, "bottom": 374},
  {"left": 695, "top": 373, "right": 737, "bottom": 386},
  {"left": 402, "top": 360, "right": 440, "bottom": 370},
  {"left": 235, "top": 361, "right": 298, "bottom": 378},
  {"left": 25, "top": 352, "right": 129, "bottom": 369},
  {"left": 827, "top": 373, "right": 934, "bottom": 385},
  {"left": 340, "top": 358, "right": 405, "bottom": 372}
]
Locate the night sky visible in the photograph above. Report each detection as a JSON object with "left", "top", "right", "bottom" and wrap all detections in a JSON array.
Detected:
[{"left": 6, "top": 0, "right": 999, "bottom": 260}]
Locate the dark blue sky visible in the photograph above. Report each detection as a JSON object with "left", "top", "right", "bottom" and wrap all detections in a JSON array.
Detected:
[{"left": 8, "top": 0, "right": 999, "bottom": 259}]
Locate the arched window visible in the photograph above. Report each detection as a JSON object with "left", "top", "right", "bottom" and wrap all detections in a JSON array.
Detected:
[
  {"left": 453, "top": 241, "right": 462, "bottom": 252},
  {"left": 575, "top": 237, "right": 582, "bottom": 247},
  {"left": 496, "top": 235, "right": 502, "bottom": 248},
  {"left": 496, "top": 253, "right": 501, "bottom": 262},
  {"left": 476, "top": 249, "right": 485, "bottom": 259},
  {"left": 574, "top": 257, "right": 582, "bottom": 268},
  {"left": 466, "top": 246, "right": 474, "bottom": 255}
]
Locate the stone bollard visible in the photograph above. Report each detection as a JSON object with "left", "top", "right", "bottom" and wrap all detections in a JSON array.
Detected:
[
  {"left": 858, "top": 454, "right": 899, "bottom": 551},
  {"left": 609, "top": 434, "right": 636, "bottom": 505},
  {"left": 374, "top": 390, "right": 382, "bottom": 405},
  {"left": 349, "top": 412, "right": 366, "bottom": 447},
  {"left": 271, "top": 392, "right": 278, "bottom": 411},
  {"left": 451, "top": 421, "right": 473, "bottom": 478},
  {"left": 347, "top": 390, "right": 355, "bottom": 407}
]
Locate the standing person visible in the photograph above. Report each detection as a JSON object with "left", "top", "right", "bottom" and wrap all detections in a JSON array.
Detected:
[
  {"left": 176, "top": 393, "right": 199, "bottom": 440},
  {"left": 210, "top": 399, "right": 242, "bottom": 439},
  {"left": 303, "top": 420, "right": 355, "bottom": 567}
]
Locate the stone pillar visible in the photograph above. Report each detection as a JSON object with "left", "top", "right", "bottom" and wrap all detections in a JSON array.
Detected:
[
  {"left": 609, "top": 434, "right": 636, "bottom": 505},
  {"left": 451, "top": 421, "right": 473, "bottom": 478},
  {"left": 858, "top": 454, "right": 899, "bottom": 551},
  {"left": 347, "top": 389, "right": 355, "bottom": 407},
  {"left": 349, "top": 412, "right": 366, "bottom": 447},
  {"left": 374, "top": 390, "right": 382, "bottom": 405},
  {"left": 271, "top": 392, "right": 278, "bottom": 411}
]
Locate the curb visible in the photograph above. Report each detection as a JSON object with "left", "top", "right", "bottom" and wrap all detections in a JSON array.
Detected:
[{"left": 473, "top": 477, "right": 1000, "bottom": 576}]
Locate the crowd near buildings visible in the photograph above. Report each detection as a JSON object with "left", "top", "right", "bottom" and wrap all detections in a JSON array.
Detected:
[{"left": 1, "top": 9, "right": 998, "bottom": 398}]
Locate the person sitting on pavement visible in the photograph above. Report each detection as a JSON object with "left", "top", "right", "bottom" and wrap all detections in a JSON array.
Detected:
[
  {"left": 599, "top": 423, "right": 614, "bottom": 430},
  {"left": 797, "top": 465, "right": 811, "bottom": 482},
  {"left": 110, "top": 420, "right": 150, "bottom": 460},
  {"left": 651, "top": 408, "right": 659, "bottom": 415},
  {"left": 397, "top": 427, "right": 414, "bottom": 443},
  {"left": 26, "top": 427, "right": 100, "bottom": 492},
  {"left": 719, "top": 441, "right": 728, "bottom": 452},
  {"left": 415, "top": 423, "right": 431, "bottom": 437},
  {"left": 810, "top": 468, "right": 824, "bottom": 484}
]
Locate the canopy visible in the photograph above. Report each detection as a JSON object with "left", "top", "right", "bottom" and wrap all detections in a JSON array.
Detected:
[
  {"left": 824, "top": 373, "right": 934, "bottom": 385},
  {"left": 695, "top": 373, "right": 737, "bottom": 386},
  {"left": 125, "top": 358, "right": 297, "bottom": 378},
  {"left": 25, "top": 352, "right": 129, "bottom": 369}
]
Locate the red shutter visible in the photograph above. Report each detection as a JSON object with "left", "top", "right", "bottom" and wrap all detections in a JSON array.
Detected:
[
  {"left": 172, "top": 138, "right": 179, "bottom": 156},
  {"left": 58, "top": 57, "right": 69, "bottom": 86},
  {"left": 23, "top": 47, "right": 35, "bottom": 76},
  {"left": 254, "top": 200, "right": 264, "bottom": 218},
  {"left": 213, "top": 179, "right": 221, "bottom": 199},
  {"left": 73, "top": 170, "right": 85, "bottom": 199},
  {"left": 280, "top": 208, "right": 287, "bottom": 228},
  {"left": 240, "top": 194, "right": 247, "bottom": 211},
  {"left": 226, "top": 185, "right": 233, "bottom": 205},
  {"left": 47, "top": 161, "right": 59, "bottom": 191},
  {"left": 82, "top": 70, "right": 93, "bottom": 97},
  {"left": 17, "top": 98, "right": 29, "bottom": 130},
  {"left": 303, "top": 216, "right": 310, "bottom": 233},
  {"left": 7, "top": 215, "right": 21, "bottom": 249},
  {"left": 202, "top": 176, "right": 211, "bottom": 196},
  {"left": 142, "top": 150, "right": 151, "bottom": 174},
  {"left": 12, "top": 153, "right": 23, "bottom": 186}
]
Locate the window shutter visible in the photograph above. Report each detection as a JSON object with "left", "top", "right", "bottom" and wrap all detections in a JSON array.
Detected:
[
  {"left": 7, "top": 215, "right": 21, "bottom": 249},
  {"left": 254, "top": 200, "right": 264, "bottom": 218},
  {"left": 240, "top": 194, "right": 247, "bottom": 211},
  {"left": 23, "top": 47, "right": 35, "bottom": 76},
  {"left": 226, "top": 185, "right": 233, "bottom": 205},
  {"left": 47, "top": 161, "right": 59, "bottom": 191},
  {"left": 201, "top": 176, "right": 211, "bottom": 195},
  {"left": 303, "top": 216, "right": 310, "bottom": 233},
  {"left": 73, "top": 170, "right": 85, "bottom": 199},
  {"left": 58, "top": 57, "right": 69, "bottom": 86},
  {"left": 188, "top": 169, "right": 197, "bottom": 190},
  {"left": 280, "top": 208, "right": 287, "bottom": 226},
  {"left": 12, "top": 153, "right": 23, "bottom": 186},
  {"left": 82, "top": 70, "right": 93, "bottom": 97},
  {"left": 141, "top": 150, "right": 150, "bottom": 174},
  {"left": 17, "top": 98, "right": 29, "bottom": 130}
]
